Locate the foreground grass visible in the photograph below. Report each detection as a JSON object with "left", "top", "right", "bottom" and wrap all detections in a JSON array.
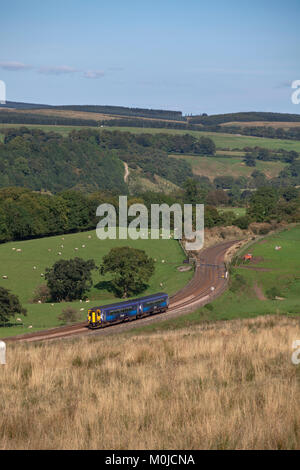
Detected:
[{"left": 1, "top": 315, "right": 300, "bottom": 449}]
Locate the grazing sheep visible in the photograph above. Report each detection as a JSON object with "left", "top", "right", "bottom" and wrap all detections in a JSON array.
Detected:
[
  {"left": 28, "top": 325, "right": 33, "bottom": 329},
  {"left": 51, "top": 304, "right": 54, "bottom": 306},
  {"left": 80, "top": 308, "right": 84, "bottom": 311},
  {"left": 62, "top": 237, "right": 65, "bottom": 240},
  {"left": 75, "top": 247, "right": 78, "bottom": 251},
  {"left": 33, "top": 266, "right": 37, "bottom": 270},
  {"left": 16, "top": 249, "right": 22, "bottom": 252},
  {"left": 16, "top": 318, "right": 22, "bottom": 322},
  {"left": 80, "top": 299, "right": 82, "bottom": 303},
  {"left": 12, "top": 247, "right": 16, "bottom": 251},
  {"left": 162, "top": 259, "right": 165, "bottom": 263},
  {"left": 88, "top": 235, "right": 92, "bottom": 239},
  {"left": 58, "top": 252, "right": 62, "bottom": 255},
  {"left": 48, "top": 248, "right": 51, "bottom": 252},
  {"left": 82, "top": 245, "right": 85, "bottom": 248},
  {"left": 40, "top": 273, "right": 44, "bottom": 277},
  {"left": 38, "top": 300, "right": 42, "bottom": 304},
  {"left": 2, "top": 275, "right": 8, "bottom": 279},
  {"left": 160, "top": 283, "right": 163, "bottom": 287},
  {"left": 86, "top": 300, "right": 90, "bottom": 303},
  {"left": 61, "top": 245, "right": 64, "bottom": 248}
]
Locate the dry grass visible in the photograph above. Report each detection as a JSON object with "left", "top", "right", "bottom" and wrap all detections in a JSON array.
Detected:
[{"left": 1, "top": 315, "right": 300, "bottom": 449}]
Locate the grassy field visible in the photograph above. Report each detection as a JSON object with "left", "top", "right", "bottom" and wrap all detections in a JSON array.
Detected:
[
  {"left": 1, "top": 123, "right": 300, "bottom": 152},
  {"left": 0, "top": 229, "right": 192, "bottom": 337},
  {"left": 217, "top": 206, "right": 246, "bottom": 217},
  {"left": 170, "top": 154, "right": 286, "bottom": 180},
  {"left": 128, "top": 225, "right": 300, "bottom": 335},
  {"left": 1, "top": 314, "right": 300, "bottom": 449}
]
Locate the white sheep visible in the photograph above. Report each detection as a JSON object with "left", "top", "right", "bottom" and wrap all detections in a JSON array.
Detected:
[
  {"left": 38, "top": 300, "right": 42, "bottom": 304},
  {"left": 58, "top": 252, "right": 62, "bottom": 255},
  {"left": 16, "top": 249, "right": 22, "bottom": 252},
  {"left": 33, "top": 266, "right": 37, "bottom": 270},
  {"left": 62, "top": 237, "right": 65, "bottom": 240},
  {"left": 48, "top": 248, "right": 51, "bottom": 252},
  {"left": 28, "top": 325, "right": 33, "bottom": 329},
  {"left": 12, "top": 247, "right": 16, "bottom": 251},
  {"left": 85, "top": 299, "right": 90, "bottom": 303},
  {"left": 16, "top": 318, "right": 22, "bottom": 322},
  {"left": 40, "top": 273, "right": 44, "bottom": 277},
  {"left": 75, "top": 247, "right": 78, "bottom": 251},
  {"left": 160, "top": 283, "right": 163, "bottom": 287},
  {"left": 82, "top": 244, "right": 85, "bottom": 248},
  {"left": 61, "top": 245, "right": 64, "bottom": 248},
  {"left": 80, "top": 308, "right": 84, "bottom": 311},
  {"left": 88, "top": 235, "right": 92, "bottom": 239},
  {"left": 2, "top": 275, "right": 8, "bottom": 279},
  {"left": 162, "top": 259, "right": 165, "bottom": 263}
]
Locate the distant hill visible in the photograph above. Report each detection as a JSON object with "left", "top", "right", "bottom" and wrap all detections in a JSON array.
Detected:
[{"left": 188, "top": 111, "right": 300, "bottom": 125}]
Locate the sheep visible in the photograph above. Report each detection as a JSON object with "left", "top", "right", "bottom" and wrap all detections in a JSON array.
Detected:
[
  {"left": 82, "top": 244, "right": 85, "bottom": 248},
  {"left": 40, "top": 273, "right": 44, "bottom": 277},
  {"left": 162, "top": 259, "right": 165, "bottom": 263},
  {"left": 38, "top": 300, "right": 42, "bottom": 304},
  {"left": 75, "top": 247, "right": 78, "bottom": 251},
  {"left": 62, "top": 237, "right": 65, "bottom": 240},
  {"left": 160, "top": 282, "right": 163, "bottom": 287},
  {"left": 16, "top": 318, "right": 22, "bottom": 322},
  {"left": 61, "top": 245, "right": 64, "bottom": 248},
  {"left": 33, "top": 266, "right": 37, "bottom": 270},
  {"left": 2, "top": 275, "right": 8, "bottom": 279},
  {"left": 12, "top": 247, "right": 16, "bottom": 251},
  {"left": 28, "top": 325, "right": 33, "bottom": 329},
  {"left": 16, "top": 249, "right": 22, "bottom": 252},
  {"left": 48, "top": 248, "right": 51, "bottom": 252},
  {"left": 85, "top": 300, "right": 90, "bottom": 303},
  {"left": 58, "top": 252, "right": 62, "bottom": 255},
  {"left": 80, "top": 308, "right": 84, "bottom": 311},
  {"left": 51, "top": 304, "right": 54, "bottom": 307},
  {"left": 88, "top": 235, "right": 92, "bottom": 239}
]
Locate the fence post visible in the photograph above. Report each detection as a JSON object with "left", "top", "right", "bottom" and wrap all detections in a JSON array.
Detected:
[{"left": 0, "top": 341, "right": 6, "bottom": 365}]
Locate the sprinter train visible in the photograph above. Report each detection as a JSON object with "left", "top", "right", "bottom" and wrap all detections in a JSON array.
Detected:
[{"left": 87, "top": 292, "right": 169, "bottom": 329}]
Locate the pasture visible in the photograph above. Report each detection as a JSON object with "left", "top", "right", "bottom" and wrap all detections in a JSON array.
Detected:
[
  {"left": 130, "top": 225, "right": 300, "bottom": 334},
  {"left": 0, "top": 229, "right": 192, "bottom": 337},
  {"left": 169, "top": 154, "right": 286, "bottom": 180},
  {"left": 1, "top": 123, "right": 300, "bottom": 152}
]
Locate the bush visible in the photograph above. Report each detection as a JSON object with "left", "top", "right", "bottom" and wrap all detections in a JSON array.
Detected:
[
  {"left": 266, "top": 287, "right": 282, "bottom": 300},
  {"left": 58, "top": 307, "right": 80, "bottom": 325},
  {"left": 30, "top": 285, "right": 51, "bottom": 304}
]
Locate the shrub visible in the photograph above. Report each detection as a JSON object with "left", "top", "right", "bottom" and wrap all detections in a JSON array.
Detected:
[{"left": 58, "top": 307, "right": 80, "bottom": 325}]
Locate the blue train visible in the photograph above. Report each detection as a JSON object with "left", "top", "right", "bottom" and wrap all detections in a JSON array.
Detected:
[{"left": 87, "top": 292, "right": 169, "bottom": 329}]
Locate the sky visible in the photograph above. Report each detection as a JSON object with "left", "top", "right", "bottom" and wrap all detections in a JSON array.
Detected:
[{"left": 0, "top": 0, "right": 299, "bottom": 115}]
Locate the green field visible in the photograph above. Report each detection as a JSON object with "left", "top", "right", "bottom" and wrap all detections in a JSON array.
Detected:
[
  {"left": 217, "top": 206, "right": 246, "bottom": 217},
  {"left": 128, "top": 225, "right": 300, "bottom": 334},
  {"left": 170, "top": 154, "right": 286, "bottom": 180},
  {"left": 0, "top": 229, "right": 193, "bottom": 337},
  {"left": 1, "top": 123, "right": 300, "bottom": 152}
]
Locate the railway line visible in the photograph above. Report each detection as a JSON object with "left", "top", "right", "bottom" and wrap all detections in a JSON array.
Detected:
[{"left": 4, "top": 239, "right": 239, "bottom": 344}]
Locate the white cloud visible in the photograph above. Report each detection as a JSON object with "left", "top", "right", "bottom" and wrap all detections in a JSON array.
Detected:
[
  {"left": 38, "top": 65, "right": 78, "bottom": 75},
  {"left": 0, "top": 61, "right": 32, "bottom": 71},
  {"left": 83, "top": 70, "right": 105, "bottom": 79}
]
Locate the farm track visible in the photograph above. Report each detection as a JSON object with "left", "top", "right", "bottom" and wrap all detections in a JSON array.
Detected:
[{"left": 5, "top": 240, "right": 239, "bottom": 344}]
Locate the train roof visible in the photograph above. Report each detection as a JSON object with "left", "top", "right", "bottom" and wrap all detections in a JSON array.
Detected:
[{"left": 90, "top": 292, "right": 168, "bottom": 311}]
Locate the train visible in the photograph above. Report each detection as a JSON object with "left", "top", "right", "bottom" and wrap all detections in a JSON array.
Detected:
[{"left": 87, "top": 292, "right": 169, "bottom": 329}]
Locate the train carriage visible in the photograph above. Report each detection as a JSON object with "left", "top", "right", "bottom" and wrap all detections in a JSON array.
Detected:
[{"left": 87, "top": 292, "right": 169, "bottom": 329}]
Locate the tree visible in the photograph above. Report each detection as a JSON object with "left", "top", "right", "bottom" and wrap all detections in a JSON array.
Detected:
[
  {"left": 45, "top": 257, "right": 96, "bottom": 302},
  {"left": 0, "top": 287, "right": 27, "bottom": 324},
  {"left": 244, "top": 153, "right": 256, "bottom": 167},
  {"left": 100, "top": 246, "right": 155, "bottom": 298},
  {"left": 247, "top": 187, "right": 278, "bottom": 222}
]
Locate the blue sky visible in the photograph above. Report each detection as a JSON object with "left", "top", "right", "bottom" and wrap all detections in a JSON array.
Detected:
[{"left": 0, "top": 0, "right": 299, "bottom": 114}]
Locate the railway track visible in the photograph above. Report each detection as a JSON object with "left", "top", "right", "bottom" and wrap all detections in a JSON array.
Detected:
[{"left": 4, "top": 239, "right": 239, "bottom": 344}]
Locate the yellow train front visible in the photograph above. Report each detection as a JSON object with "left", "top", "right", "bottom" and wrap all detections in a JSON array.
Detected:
[{"left": 87, "top": 308, "right": 102, "bottom": 329}]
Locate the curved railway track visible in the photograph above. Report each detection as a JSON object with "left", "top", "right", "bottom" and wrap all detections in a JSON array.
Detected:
[{"left": 4, "top": 239, "right": 239, "bottom": 344}]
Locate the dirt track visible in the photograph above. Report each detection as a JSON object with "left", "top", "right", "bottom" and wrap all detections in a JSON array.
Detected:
[{"left": 4, "top": 240, "right": 239, "bottom": 344}]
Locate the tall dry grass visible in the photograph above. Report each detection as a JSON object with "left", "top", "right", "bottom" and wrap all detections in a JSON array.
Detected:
[{"left": 1, "top": 315, "right": 300, "bottom": 449}]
